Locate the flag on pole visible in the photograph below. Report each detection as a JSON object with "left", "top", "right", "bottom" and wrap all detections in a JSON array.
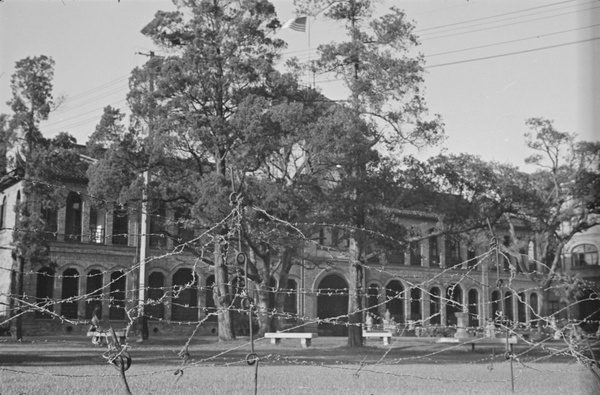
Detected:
[{"left": 282, "top": 16, "right": 307, "bottom": 32}]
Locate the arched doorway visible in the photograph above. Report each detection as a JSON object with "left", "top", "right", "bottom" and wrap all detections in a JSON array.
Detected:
[
  {"left": 171, "top": 268, "right": 198, "bottom": 322},
  {"left": 367, "top": 283, "right": 379, "bottom": 316},
  {"left": 410, "top": 288, "right": 421, "bottom": 322},
  {"left": 61, "top": 268, "right": 79, "bottom": 319},
  {"left": 109, "top": 271, "right": 126, "bottom": 321},
  {"left": 317, "top": 274, "right": 348, "bottom": 336},
  {"left": 385, "top": 280, "right": 404, "bottom": 324},
  {"left": 430, "top": 287, "right": 441, "bottom": 325},
  {"left": 35, "top": 267, "right": 54, "bottom": 318},
  {"left": 85, "top": 269, "right": 103, "bottom": 319},
  {"left": 147, "top": 272, "right": 165, "bottom": 320}
]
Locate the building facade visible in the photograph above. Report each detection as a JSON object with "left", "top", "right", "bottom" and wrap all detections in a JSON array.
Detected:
[{"left": 0, "top": 174, "right": 555, "bottom": 338}]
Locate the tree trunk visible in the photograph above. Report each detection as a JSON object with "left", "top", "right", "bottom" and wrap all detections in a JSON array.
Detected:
[
  {"left": 255, "top": 283, "right": 270, "bottom": 337},
  {"left": 11, "top": 256, "right": 24, "bottom": 340},
  {"left": 214, "top": 242, "right": 235, "bottom": 341},
  {"left": 347, "top": 238, "right": 363, "bottom": 347},
  {"left": 273, "top": 247, "right": 294, "bottom": 332}
]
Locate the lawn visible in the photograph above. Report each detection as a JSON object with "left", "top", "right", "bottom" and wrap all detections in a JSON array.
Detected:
[{"left": 1, "top": 335, "right": 598, "bottom": 394}]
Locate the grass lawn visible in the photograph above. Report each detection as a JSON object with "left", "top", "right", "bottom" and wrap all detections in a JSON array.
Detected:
[{"left": 1, "top": 335, "right": 598, "bottom": 394}]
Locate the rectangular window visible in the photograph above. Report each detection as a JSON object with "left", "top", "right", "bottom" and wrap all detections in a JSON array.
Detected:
[
  {"left": 410, "top": 242, "right": 421, "bottom": 266},
  {"left": 429, "top": 236, "right": 439, "bottom": 267}
]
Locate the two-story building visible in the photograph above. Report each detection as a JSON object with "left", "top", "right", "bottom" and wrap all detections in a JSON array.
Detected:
[{"left": 0, "top": 158, "right": 553, "bottom": 338}]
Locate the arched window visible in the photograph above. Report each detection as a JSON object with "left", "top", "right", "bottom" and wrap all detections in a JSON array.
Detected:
[
  {"left": 530, "top": 293, "right": 539, "bottom": 327},
  {"left": 283, "top": 279, "right": 298, "bottom": 316},
  {"left": 517, "top": 292, "right": 527, "bottom": 323},
  {"left": 468, "top": 289, "right": 479, "bottom": 327},
  {"left": 572, "top": 244, "right": 599, "bottom": 267},
  {"left": 504, "top": 291, "right": 513, "bottom": 324},
  {"left": 146, "top": 272, "right": 165, "bottom": 320},
  {"left": 386, "top": 280, "right": 404, "bottom": 323},
  {"left": 429, "top": 287, "right": 441, "bottom": 325},
  {"left": 410, "top": 288, "right": 422, "bottom": 322},
  {"left": 65, "top": 192, "right": 82, "bottom": 242},
  {"left": 171, "top": 268, "right": 198, "bottom": 322},
  {"left": 61, "top": 268, "right": 79, "bottom": 319},
  {"left": 109, "top": 271, "right": 126, "bottom": 320},
  {"left": 85, "top": 270, "right": 103, "bottom": 319},
  {"left": 35, "top": 267, "right": 54, "bottom": 318}
]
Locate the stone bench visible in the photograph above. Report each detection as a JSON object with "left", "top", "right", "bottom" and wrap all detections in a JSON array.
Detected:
[
  {"left": 436, "top": 336, "right": 518, "bottom": 351},
  {"left": 87, "top": 329, "right": 127, "bottom": 345},
  {"left": 264, "top": 332, "right": 317, "bottom": 348},
  {"left": 363, "top": 330, "right": 393, "bottom": 345}
]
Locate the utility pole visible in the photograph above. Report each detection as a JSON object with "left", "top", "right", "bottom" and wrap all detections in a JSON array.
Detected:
[{"left": 136, "top": 51, "right": 155, "bottom": 341}]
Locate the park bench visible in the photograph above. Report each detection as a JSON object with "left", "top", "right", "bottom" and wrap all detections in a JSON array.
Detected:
[
  {"left": 363, "top": 330, "right": 393, "bottom": 345},
  {"left": 264, "top": 332, "right": 317, "bottom": 348},
  {"left": 436, "top": 336, "right": 518, "bottom": 351},
  {"left": 87, "top": 329, "right": 127, "bottom": 345}
]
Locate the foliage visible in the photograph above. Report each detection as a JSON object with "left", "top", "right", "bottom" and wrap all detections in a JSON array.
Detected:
[
  {"left": 86, "top": 0, "right": 303, "bottom": 340},
  {"left": 416, "top": 118, "right": 599, "bottom": 291}
]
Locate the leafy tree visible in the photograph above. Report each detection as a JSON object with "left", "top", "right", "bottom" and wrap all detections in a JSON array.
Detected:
[
  {"left": 522, "top": 118, "right": 600, "bottom": 284},
  {"left": 1, "top": 56, "right": 83, "bottom": 339},
  {"left": 86, "top": 0, "right": 302, "bottom": 341},
  {"left": 416, "top": 118, "right": 599, "bottom": 322},
  {"left": 292, "top": 0, "right": 444, "bottom": 346}
]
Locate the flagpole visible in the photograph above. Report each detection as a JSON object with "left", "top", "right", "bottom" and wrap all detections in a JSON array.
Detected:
[{"left": 308, "top": 16, "right": 312, "bottom": 88}]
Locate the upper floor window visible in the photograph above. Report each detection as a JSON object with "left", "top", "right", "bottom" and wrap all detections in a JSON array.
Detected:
[
  {"left": 446, "top": 237, "right": 462, "bottom": 268},
  {"left": 572, "top": 244, "right": 599, "bottom": 267},
  {"left": 112, "top": 205, "right": 129, "bottom": 245},
  {"left": 41, "top": 206, "right": 58, "bottom": 241},
  {"left": 89, "top": 206, "right": 106, "bottom": 244},
  {"left": 429, "top": 235, "right": 439, "bottom": 266},
  {"left": 65, "top": 192, "right": 82, "bottom": 242}
]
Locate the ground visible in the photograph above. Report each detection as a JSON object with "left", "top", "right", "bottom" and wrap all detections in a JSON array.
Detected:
[{"left": 1, "top": 335, "right": 599, "bottom": 394}]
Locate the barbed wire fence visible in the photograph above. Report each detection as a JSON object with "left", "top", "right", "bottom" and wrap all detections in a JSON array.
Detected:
[{"left": 0, "top": 181, "right": 599, "bottom": 393}]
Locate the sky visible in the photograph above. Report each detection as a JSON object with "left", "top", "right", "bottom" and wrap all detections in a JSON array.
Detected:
[{"left": 1, "top": 0, "right": 598, "bottom": 171}]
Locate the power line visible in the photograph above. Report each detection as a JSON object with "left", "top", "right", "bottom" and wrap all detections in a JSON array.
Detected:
[
  {"left": 425, "top": 35, "right": 600, "bottom": 69},
  {"left": 416, "top": 0, "right": 582, "bottom": 33},
  {"left": 425, "top": 23, "right": 600, "bottom": 58},
  {"left": 422, "top": 4, "right": 600, "bottom": 41}
]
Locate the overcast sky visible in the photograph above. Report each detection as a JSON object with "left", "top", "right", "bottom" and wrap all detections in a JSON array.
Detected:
[{"left": 1, "top": 0, "right": 598, "bottom": 170}]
